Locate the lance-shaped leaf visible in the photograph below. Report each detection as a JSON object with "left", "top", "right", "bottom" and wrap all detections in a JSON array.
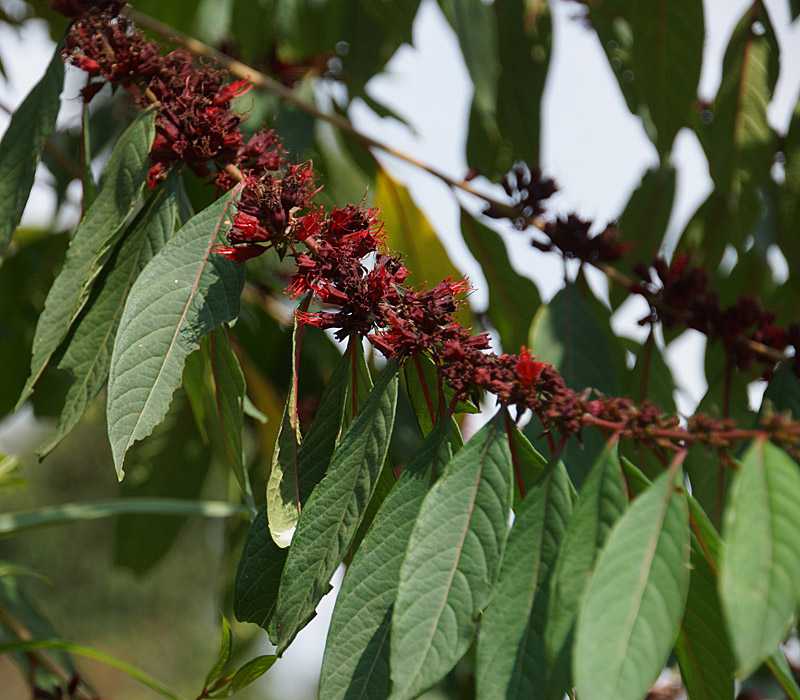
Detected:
[
  {"left": 273, "top": 363, "right": 399, "bottom": 653},
  {"left": 266, "top": 314, "right": 305, "bottom": 547},
  {"left": 475, "top": 462, "right": 572, "bottom": 700},
  {"left": 628, "top": 0, "right": 704, "bottom": 155},
  {"left": 544, "top": 443, "right": 627, "bottom": 691},
  {"left": 235, "top": 349, "right": 351, "bottom": 640},
  {"left": 574, "top": 467, "right": 690, "bottom": 700},
  {"left": 460, "top": 209, "right": 541, "bottom": 352},
  {"left": 319, "top": 419, "right": 454, "bottom": 700},
  {"left": 389, "top": 414, "right": 513, "bottom": 700},
  {"left": 38, "top": 181, "right": 177, "bottom": 457},
  {"left": 674, "top": 499, "right": 735, "bottom": 700},
  {"left": 0, "top": 39, "right": 63, "bottom": 259},
  {"left": 183, "top": 328, "right": 247, "bottom": 493},
  {"left": 684, "top": 4, "right": 779, "bottom": 262},
  {"left": 19, "top": 110, "right": 156, "bottom": 406},
  {"left": 233, "top": 505, "right": 287, "bottom": 641},
  {"left": 720, "top": 439, "right": 800, "bottom": 677},
  {"left": 107, "top": 185, "right": 244, "bottom": 478}
]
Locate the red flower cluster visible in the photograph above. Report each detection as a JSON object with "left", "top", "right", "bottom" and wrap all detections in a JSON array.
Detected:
[
  {"left": 484, "top": 163, "right": 557, "bottom": 226},
  {"left": 532, "top": 215, "right": 630, "bottom": 264},
  {"left": 633, "top": 253, "right": 797, "bottom": 375},
  {"left": 58, "top": 4, "right": 800, "bottom": 458},
  {"left": 62, "top": 9, "right": 284, "bottom": 188}
]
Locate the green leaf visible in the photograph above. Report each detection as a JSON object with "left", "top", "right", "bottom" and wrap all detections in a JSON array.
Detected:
[
  {"left": 374, "top": 166, "right": 471, "bottom": 328},
  {"left": 507, "top": 419, "right": 549, "bottom": 511},
  {"left": 227, "top": 655, "right": 277, "bottom": 694},
  {"left": 529, "top": 283, "right": 621, "bottom": 487},
  {"left": 574, "top": 467, "right": 690, "bottom": 700},
  {"left": 475, "top": 462, "right": 572, "bottom": 700},
  {"left": 544, "top": 442, "right": 627, "bottom": 690},
  {"left": 113, "top": 390, "right": 211, "bottom": 574},
  {"left": 720, "top": 439, "right": 800, "bottom": 676},
  {"left": 233, "top": 505, "right": 287, "bottom": 640},
  {"left": 610, "top": 165, "right": 676, "bottom": 309},
  {"left": 460, "top": 209, "right": 540, "bottom": 352},
  {"left": 274, "top": 363, "right": 399, "bottom": 653},
  {"left": 183, "top": 328, "right": 248, "bottom": 494},
  {"left": 234, "top": 350, "right": 351, "bottom": 639},
  {"left": 319, "top": 419, "right": 454, "bottom": 700},
  {"left": 265, "top": 314, "right": 304, "bottom": 547},
  {"left": 0, "top": 39, "right": 63, "bottom": 260},
  {"left": 389, "top": 413, "right": 513, "bottom": 700},
  {"left": 529, "top": 284, "right": 618, "bottom": 395},
  {"left": 0, "top": 499, "right": 246, "bottom": 537},
  {"left": 766, "top": 648, "right": 800, "bottom": 700},
  {"left": 106, "top": 185, "right": 244, "bottom": 478},
  {"left": 466, "top": 0, "right": 551, "bottom": 178},
  {"left": 673, "top": 527, "right": 735, "bottom": 700},
  {"left": 37, "top": 180, "right": 178, "bottom": 457},
  {"left": 628, "top": 0, "right": 704, "bottom": 155},
  {"left": 438, "top": 0, "right": 499, "bottom": 119},
  {"left": 684, "top": 4, "right": 779, "bottom": 262},
  {"left": 19, "top": 110, "right": 156, "bottom": 406},
  {"left": 0, "top": 638, "right": 186, "bottom": 700},
  {"left": 204, "top": 615, "right": 233, "bottom": 691},
  {"left": 403, "top": 352, "right": 474, "bottom": 440}
]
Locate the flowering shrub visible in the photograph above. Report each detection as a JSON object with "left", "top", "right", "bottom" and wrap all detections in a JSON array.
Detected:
[{"left": 1, "top": 1, "right": 800, "bottom": 699}]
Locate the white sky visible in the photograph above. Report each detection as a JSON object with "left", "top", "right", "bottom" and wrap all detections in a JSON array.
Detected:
[{"left": 1, "top": 1, "right": 799, "bottom": 697}]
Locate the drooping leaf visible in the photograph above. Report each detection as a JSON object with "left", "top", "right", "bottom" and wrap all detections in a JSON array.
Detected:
[
  {"left": 389, "top": 413, "right": 513, "bottom": 700},
  {"left": 466, "top": 0, "right": 551, "bottom": 178},
  {"left": 629, "top": 0, "right": 704, "bottom": 155},
  {"left": 266, "top": 312, "right": 305, "bottom": 546},
  {"left": 720, "top": 439, "right": 800, "bottom": 677},
  {"left": 106, "top": 184, "right": 244, "bottom": 478},
  {"left": 319, "top": 419, "right": 454, "bottom": 700},
  {"left": 0, "top": 38, "right": 63, "bottom": 260},
  {"left": 234, "top": 349, "right": 351, "bottom": 639},
  {"left": 0, "top": 228, "right": 68, "bottom": 418},
  {"left": 544, "top": 442, "right": 627, "bottom": 691},
  {"left": 374, "top": 166, "right": 471, "bottom": 327},
  {"left": 683, "top": 3, "right": 779, "bottom": 263},
  {"left": 274, "top": 362, "right": 399, "bottom": 653},
  {"left": 37, "top": 180, "right": 178, "bottom": 458},
  {"left": 528, "top": 283, "right": 621, "bottom": 487},
  {"left": 233, "top": 505, "right": 287, "bottom": 640},
  {"left": 609, "top": 164, "right": 676, "bottom": 309},
  {"left": 183, "top": 328, "right": 247, "bottom": 492},
  {"left": 475, "top": 462, "right": 572, "bottom": 700},
  {"left": 673, "top": 512, "right": 735, "bottom": 700},
  {"left": 19, "top": 110, "right": 156, "bottom": 407},
  {"left": 460, "top": 209, "right": 541, "bottom": 352},
  {"left": 112, "top": 389, "right": 211, "bottom": 574},
  {"left": 574, "top": 467, "right": 690, "bottom": 700}
]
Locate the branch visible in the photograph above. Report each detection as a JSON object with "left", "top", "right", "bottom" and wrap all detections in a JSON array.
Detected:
[
  {"left": 0, "top": 603, "right": 96, "bottom": 700},
  {"left": 123, "top": 7, "right": 530, "bottom": 222}
]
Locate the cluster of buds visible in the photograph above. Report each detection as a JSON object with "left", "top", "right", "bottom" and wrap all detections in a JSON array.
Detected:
[
  {"left": 57, "top": 1, "right": 800, "bottom": 461},
  {"left": 632, "top": 253, "right": 799, "bottom": 376}
]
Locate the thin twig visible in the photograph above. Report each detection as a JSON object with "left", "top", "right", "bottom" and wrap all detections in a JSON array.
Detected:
[
  {"left": 118, "top": 9, "right": 793, "bottom": 371},
  {"left": 0, "top": 603, "right": 95, "bottom": 700},
  {"left": 124, "top": 7, "right": 527, "bottom": 221}
]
